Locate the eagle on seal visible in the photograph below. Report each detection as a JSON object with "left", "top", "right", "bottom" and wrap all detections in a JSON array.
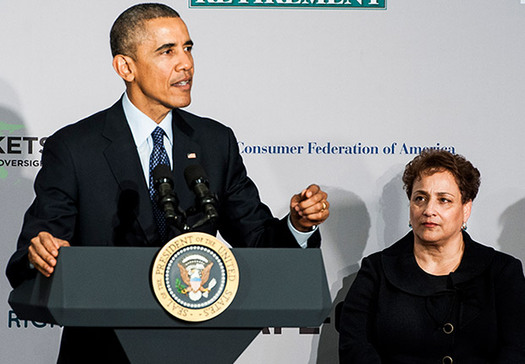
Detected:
[{"left": 178, "top": 262, "right": 214, "bottom": 301}]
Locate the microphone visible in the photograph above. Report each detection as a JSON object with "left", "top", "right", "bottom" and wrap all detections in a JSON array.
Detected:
[
  {"left": 184, "top": 164, "right": 219, "bottom": 226},
  {"left": 153, "top": 164, "right": 179, "bottom": 220}
]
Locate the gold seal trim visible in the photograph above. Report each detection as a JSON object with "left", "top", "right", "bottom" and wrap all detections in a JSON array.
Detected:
[{"left": 151, "top": 232, "right": 239, "bottom": 322}]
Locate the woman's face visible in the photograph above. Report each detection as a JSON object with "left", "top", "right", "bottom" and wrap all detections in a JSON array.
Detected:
[{"left": 409, "top": 170, "right": 472, "bottom": 247}]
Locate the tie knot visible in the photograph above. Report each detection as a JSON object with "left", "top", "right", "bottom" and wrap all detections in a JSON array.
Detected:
[{"left": 151, "top": 127, "right": 165, "bottom": 146}]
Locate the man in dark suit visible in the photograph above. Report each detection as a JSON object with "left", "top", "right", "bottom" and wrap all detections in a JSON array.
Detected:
[{"left": 6, "top": 4, "right": 329, "bottom": 362}]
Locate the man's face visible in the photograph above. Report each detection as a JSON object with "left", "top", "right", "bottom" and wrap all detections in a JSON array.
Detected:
[{"left": 126, "top": 17, "right": 194, "bottom": 121}]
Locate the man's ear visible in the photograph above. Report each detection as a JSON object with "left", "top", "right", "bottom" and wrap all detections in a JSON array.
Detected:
[{"left": 112, "top": 55, "right": 135, "bottom": 82}]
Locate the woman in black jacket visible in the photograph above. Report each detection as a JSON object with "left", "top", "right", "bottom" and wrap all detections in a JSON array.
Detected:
[{"left": 339, "top": 150, "right": 525, "bottom": 363}]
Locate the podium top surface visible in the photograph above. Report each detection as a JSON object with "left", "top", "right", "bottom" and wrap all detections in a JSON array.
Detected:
[{"left": 9, "top": 247, "right": 331, "bottom": 328}]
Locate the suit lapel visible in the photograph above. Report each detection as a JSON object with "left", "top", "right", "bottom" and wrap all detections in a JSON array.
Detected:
[
  {"left": 97, "top": 104, "right": 204, "bottom": 244},
  {"left": 101, "top": 101, "right": 157, "bottom": 245}
]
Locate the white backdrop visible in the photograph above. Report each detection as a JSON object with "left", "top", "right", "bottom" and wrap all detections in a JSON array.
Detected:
[{"left": 1, "top": 1, "right": 524, "bottom": 363}]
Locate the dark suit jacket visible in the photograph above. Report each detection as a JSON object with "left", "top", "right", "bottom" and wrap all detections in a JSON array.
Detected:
[
  {"left": 5, "top": 100, "right": 320, "bottom": 362},
  {"left": 339, "top": 231, "right": 525, "bottom": 364}
]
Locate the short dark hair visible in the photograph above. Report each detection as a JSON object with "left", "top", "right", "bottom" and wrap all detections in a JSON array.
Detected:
[
  {"left": 402, "top": 150, "right": 481, "bottom": 204},
  {"left": 110, "top": 3, "right": 180, "bottom": 58}
]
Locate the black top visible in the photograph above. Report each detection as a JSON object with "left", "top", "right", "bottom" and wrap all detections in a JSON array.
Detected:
[{"left": 339, "top": 231, "right": 525, "bottom": 363}]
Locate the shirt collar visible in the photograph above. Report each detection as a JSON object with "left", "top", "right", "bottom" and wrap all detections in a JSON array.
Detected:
[{"left": 121, "top": 92, "right": 173, "bottom": 147}]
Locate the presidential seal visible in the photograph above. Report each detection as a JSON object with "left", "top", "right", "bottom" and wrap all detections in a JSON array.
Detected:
[{"left": 151, "top": 232, "right": 239, "bottom": 322}]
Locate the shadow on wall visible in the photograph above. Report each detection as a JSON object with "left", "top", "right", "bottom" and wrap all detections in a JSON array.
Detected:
[
  {"left": 312, "top": 172, "right": 409, "bottom": 363},
  {"left": 312, "top": 187, "right": 370, "bottom": 364},
  {"left": 0, "top": 104, "right": 37, "bottom": 260},
  {"left": 379, "top": 172, "right": 409, "bottom": 249},
  {"left": 498, "top": 198, "right": 525, "bottom": 269},
  {"left": 0, "top": 78, "right": 36, "bottom": 215}
]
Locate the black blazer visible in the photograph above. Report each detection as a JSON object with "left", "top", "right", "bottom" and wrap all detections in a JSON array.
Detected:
[
  {"left": 6, "top": 99, "right": 320, "bottom": 288},
  {"left": 339, "top": 231, "right": 525, "bottom": 363}
]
